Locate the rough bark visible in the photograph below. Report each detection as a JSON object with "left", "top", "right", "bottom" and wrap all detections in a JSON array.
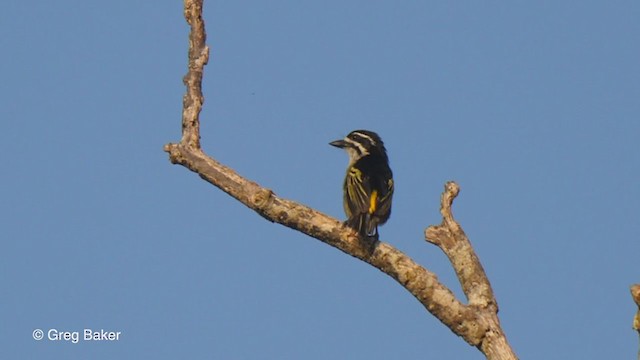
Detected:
[{"left": 164, "top": 1, "right": 518, "bottom": 358}]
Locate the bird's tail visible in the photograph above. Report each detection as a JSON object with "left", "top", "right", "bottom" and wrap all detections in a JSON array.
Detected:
[{"left": 347, "top": 213, "right": 378, "bottom": 239}]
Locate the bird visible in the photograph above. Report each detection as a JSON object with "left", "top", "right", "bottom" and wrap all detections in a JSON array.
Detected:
[{"left": 330, "top": 130, "right": 394, "bottom": 239}]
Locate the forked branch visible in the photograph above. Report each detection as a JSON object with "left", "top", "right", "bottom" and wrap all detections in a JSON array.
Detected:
[
  {"left": 425, "top": 182, "right": 496, "bottom": 309},
  {"left": 164, "top": 1, "right": 517, "bottom": 359}
]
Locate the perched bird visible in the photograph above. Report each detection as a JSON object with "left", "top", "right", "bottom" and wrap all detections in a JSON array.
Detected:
[{"left": 330, "top": 130, "right": 394, "bottom": 239}]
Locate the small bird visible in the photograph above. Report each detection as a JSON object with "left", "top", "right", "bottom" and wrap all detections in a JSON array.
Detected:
[{"left": 330, "top": 130, "right": 394, "bottom": 239}]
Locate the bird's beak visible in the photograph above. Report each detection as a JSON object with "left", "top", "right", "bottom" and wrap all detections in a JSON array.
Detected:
[{"left": 329, "top": 139, "right": 347, "bottom": 148}]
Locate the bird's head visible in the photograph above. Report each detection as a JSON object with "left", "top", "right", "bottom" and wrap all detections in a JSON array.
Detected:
[{"left": 330, "top": 130, "right": 387, "bottom": 164}]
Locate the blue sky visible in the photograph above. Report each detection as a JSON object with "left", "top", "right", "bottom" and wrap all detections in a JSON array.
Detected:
[{"left": 2, "top": 1, "right": 639, "bottom": 359}]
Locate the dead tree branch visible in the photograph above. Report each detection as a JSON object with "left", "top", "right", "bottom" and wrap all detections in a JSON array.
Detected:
[
  {"left": 426, "top": 182, "right": 516, "bottom": 359},
  {"left": 164, "top": 1, "right": 518, "bottom": 359},
  {"left": 631, "top": 284, "right": 640, "bottom": 360}
]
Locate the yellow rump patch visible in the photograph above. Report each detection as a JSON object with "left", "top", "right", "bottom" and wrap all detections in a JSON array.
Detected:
[{"left": 369, "top": 190, "right": 378, "bottom": 214}]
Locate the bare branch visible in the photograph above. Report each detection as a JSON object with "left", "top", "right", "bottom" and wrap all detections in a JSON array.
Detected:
[
  {"left": 164, "top": 1, "right": 518, "bottom": 359},
  {"left": 181, "top": 0, "right": 208, "bottom": 149},
  {"left": 424, "top": 182, "right": 517, "bottom": 359},
  {"left": 163, "top": 144, "right": 487, "bottom": 346},
  {"left": 425, "top": 182, "right": 496, "bottom": 309},
  {"left": 631, "top": 284, "right": 640, "bottom": 359}
]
